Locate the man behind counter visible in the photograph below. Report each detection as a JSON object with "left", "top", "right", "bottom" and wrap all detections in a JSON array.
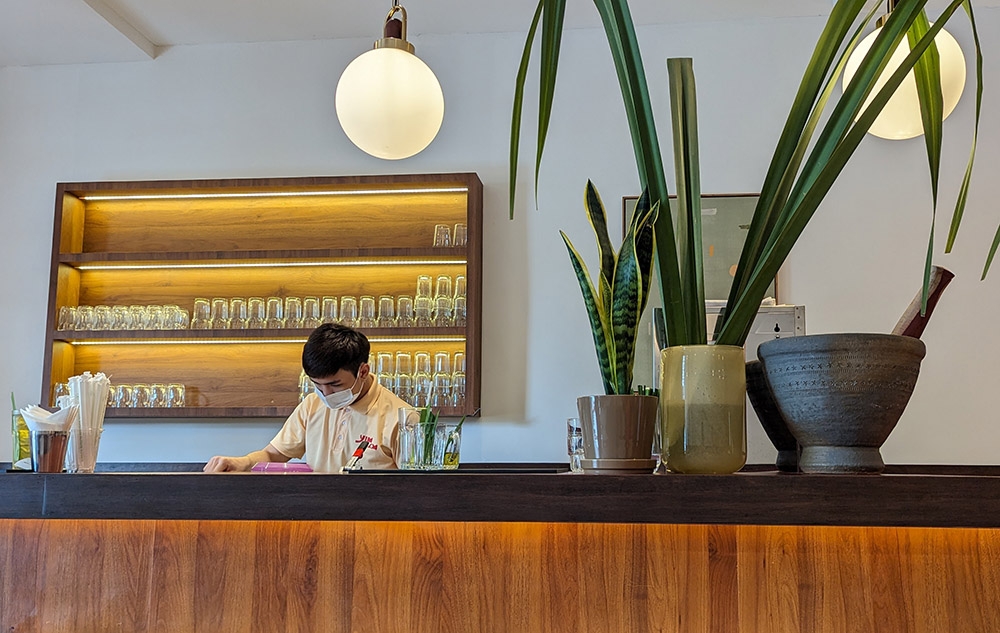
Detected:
[{"left": 203, "top": 323, "right": 409, "bottom": 473}]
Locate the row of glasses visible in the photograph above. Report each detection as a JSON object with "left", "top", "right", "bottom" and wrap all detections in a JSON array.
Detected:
[
  {"left": 192, "top": 297, "right": 330, "bottom": 329},
  {"left": 414, "top": 274, "right": 468, "bottom": 327},
  {"left": 109, "top": 383, "right": 186, "bottom": 408},
  {"left": 58, "top": 305, "right": 191, "bottom": 331},
  {"left": 373, "top": 351, "right": 466, "bottom": 408},
  {"left": 432, "top": 223, "right": 468, "bottom": 248}
]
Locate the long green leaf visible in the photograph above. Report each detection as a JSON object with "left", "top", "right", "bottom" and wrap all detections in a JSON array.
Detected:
[
  {"left": 508, "top": 0, "right": 544, "bottom": 219},
  {"left": 717, "top": 0, "right": 968, "bottom": 346},
  {"left": 592, "top": 0, "right": 687, "bottom": 346},
  {"left": 609, "top": 202, "right": 656, "bottom": 393},
  {"left": 536, "top": 0, "right": 567, "bottom": 202},
  {"left": 909, "top": 11, "right": 943, "bottom": 313},
  {"left": 667, "top": 58, "right": 706, "bottom": 344},
  {"left": 584, "top": 180, "right": 617, "bottom": 312},
  {"left": 561, "top": 231, "right": 616, "bottom": 394},
  {"left": 633, "top": 197, "right": 659, "bottom": 318}
]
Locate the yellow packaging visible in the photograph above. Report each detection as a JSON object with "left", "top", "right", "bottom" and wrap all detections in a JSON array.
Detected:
[{"left": 11, "top": 411, "right": 31, "bottom": 469}]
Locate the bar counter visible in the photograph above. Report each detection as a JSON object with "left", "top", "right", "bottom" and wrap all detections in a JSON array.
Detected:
[{"left": 3, "top": 465, "right": 1000, "bottom": 632}]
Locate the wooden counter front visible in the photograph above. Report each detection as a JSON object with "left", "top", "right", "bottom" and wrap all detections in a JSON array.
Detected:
[{"left": 3, "top": 467, "right": 1000, "bottom": 632}]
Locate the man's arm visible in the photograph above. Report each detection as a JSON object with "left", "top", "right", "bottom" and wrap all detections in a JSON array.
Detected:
[{"left": 203, "top": 444, "right": 291, "bottom": 472}]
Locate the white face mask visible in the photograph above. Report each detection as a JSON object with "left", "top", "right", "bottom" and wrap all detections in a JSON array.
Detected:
[{"left": 314, "top": 372, "right": 362, "bottom": 410}]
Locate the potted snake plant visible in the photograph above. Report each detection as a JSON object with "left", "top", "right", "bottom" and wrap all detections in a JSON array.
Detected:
[
  {"left": 510, "top": 0, "right": 985, "bottom": 473},
  {"left": 562, "top": 182, "right": 660, "bottom": 474}
]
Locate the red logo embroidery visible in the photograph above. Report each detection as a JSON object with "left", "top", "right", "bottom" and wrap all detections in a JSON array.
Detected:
[{"left": 356, "top": 434, "right": 378, "bottom": 450}]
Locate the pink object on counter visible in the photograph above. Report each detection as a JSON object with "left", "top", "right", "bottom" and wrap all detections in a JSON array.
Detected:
[{"left": 251, "top": 462, "right": 314, "bottom": 473}]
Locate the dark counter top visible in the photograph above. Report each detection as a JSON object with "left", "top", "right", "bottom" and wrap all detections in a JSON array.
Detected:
[{"left": 3, "top": 464, "right": 999, "bottom": 527}]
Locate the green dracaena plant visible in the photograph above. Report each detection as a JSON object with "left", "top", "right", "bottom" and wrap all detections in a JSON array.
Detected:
[
  {"left": 510, "top": 0, "right": 985, "bottom": 349},
  {"left": 562, "top": 182, "right": 658, "bottom": 394}
]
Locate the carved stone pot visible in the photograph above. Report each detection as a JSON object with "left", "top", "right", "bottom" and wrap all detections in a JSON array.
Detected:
[
  {"left": 745, "top": 360, "right": 799, "bottom": 472},
  {"left": 757, "top": 333, "right": 926, "bottom": 474}
]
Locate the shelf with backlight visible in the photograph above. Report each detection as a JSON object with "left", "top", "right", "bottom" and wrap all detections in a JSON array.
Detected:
[
  {"left": 42, "top": 173, "right": 483, "bottom": 418},
  {"left": 58, "top": 248, "right": 466, "bottom": 267},
  {"left": 52, "top": 327, "right": 467, "bottom": 342}
]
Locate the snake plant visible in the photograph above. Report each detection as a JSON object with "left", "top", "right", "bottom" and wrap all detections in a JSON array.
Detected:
[
  {"left": 562, "top": 182, "right": 658, "bottom": 394},
  {"left": 510, "top": 0, "right": 984, "bottom": 350}
]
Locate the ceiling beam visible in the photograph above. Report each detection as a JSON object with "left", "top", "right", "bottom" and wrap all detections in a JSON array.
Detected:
[{"left": 81, "top": 0, "right": 158, "bottom": 59}]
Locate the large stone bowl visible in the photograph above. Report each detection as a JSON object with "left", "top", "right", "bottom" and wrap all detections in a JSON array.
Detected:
[
  {"left": 756, "top": 333, "right": 926, "bottom": 474},
  {"left": 745, "top": 360, "right": 799, "bottom": 472}
]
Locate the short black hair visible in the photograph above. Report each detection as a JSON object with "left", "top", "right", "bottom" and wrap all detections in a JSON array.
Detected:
[{"left": 301, "top": 323, "right": 370, "bottom": 379}]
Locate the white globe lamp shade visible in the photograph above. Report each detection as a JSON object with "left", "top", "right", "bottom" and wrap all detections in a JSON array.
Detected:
[
  {"left": 336, "top": 47, "right": 444, "bottom": 160},
  {"left": 843, "top": 26, "right": 966, "bottom": 140}
]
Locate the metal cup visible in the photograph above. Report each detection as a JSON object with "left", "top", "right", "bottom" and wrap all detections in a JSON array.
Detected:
[{"left": 30, "top": 430, "right": 70, "bottom": 473}]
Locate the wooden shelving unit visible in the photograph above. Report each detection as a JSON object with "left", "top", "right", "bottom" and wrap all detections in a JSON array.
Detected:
[{"left": 42, "top": 173, "right": 483, "bottom": 418}]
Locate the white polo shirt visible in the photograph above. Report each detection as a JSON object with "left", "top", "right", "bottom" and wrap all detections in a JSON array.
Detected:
[{"left": 269, "top": 379, "right": 408, "bottom": 473}]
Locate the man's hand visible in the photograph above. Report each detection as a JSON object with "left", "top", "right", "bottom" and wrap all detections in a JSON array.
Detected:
[{"left": 203, "top": 455, "right": 251, "bottom": 472}]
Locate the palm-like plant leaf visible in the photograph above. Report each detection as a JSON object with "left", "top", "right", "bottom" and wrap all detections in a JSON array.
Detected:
[
  {"left": 584, "top": 180, "right": 617, "bottom": 312},
  {"left": 561, "top": 231, "right": 616, "bottom": 394}
]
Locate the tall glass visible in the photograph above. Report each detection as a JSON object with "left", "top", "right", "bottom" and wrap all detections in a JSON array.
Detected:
[
  {"left": 320, "top": 296, "right": 338, "bottom": 324},
  {"left": 285, "top": 297, "right": 303, "bottom": 329},
  {"left": 396, "top": 295, "right": 415, "bottom": 327},
  {"left": 302, "top": 297, "right": 321, "bottom": 328},
  {"left": 359, "top": 295, "right": 376, "bottom": 328},
  {"left": 191, "top": 298, "right": 211, "bottom": 329},
  {"left": 265, "top": 296, "right": 284, "bottom": 328},
  {"left": 339, "top": 296, "right": 358, "bottom": 327},
  {"left": 247, "top": 297, "right": 266, "bottom": 329},
  {"left": 376, "top": 295, "right": 396, "bottom": 327},
  {"left": 395, "top": 352, "right": 414, "bottom": 404}
]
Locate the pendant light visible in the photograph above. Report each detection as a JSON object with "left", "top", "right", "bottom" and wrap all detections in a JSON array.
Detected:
[
  {"left": 842, "top": 0, "right": 966, "bottom": 140},
  {"left": 335, "top": 1, "right": 445, "bottom": 160}
]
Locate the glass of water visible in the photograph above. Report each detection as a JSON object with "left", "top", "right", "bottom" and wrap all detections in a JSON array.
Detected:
[{"left": 567, "top": 417, "right": 584, "bottom": 473}]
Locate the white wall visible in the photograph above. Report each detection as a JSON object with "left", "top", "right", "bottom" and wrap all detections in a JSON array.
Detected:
[{"left": 1, "top": 11, "right": 998, "bottom": 465}]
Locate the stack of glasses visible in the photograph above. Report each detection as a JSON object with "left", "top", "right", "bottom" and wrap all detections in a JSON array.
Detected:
[{"left": 373, "top": 351, "right": 466, "bottom": 408}]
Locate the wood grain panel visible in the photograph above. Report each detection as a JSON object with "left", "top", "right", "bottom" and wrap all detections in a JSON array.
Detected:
[
  {"left": 60, "top": 193, "right": 86, "bottom": 254},
  {"left": 82, "top": 192, "right": 468, "bottom": 253},
  {"left": 3, "top": 520, "right": 1000, "bottom": 632},
  {"left": 76, "top": 263, "right": 468, "bottom": 307}
]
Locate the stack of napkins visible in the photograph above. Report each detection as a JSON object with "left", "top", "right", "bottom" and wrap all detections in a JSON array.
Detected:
[{"left": 19, "top": 404, "right": 79, "bottom": 432}]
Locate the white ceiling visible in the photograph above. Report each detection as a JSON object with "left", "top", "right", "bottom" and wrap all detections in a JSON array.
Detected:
[
  {"left": 0, "top": 0, "right": 839, "bottom": 68},
  {"left": 0, "top": 0, "right": 992, "bottom": 68}
]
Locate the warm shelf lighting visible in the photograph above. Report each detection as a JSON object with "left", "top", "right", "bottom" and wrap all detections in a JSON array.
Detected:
[
  {"left": 71, "top": 336, "right": 466, "bottom": 346},
  {"left": 843, "top": 6, "right": 966, "bottom": 140},
  {"left": 335, "top": 1, "right": 444, "bottom": 160},
  {"left": 75, "top": 259, "right": 468, "bottom": 271},
  {"left": 78, "top": 187, "right": 467, "bottom": 201}
]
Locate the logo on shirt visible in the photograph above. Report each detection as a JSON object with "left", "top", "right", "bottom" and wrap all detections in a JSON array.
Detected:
[{"left": 357, "top": 434, "right": 378, "bottom": 450}]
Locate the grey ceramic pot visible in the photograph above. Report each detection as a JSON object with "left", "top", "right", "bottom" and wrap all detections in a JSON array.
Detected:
[
  {"left": 745, "top": 360, "right": 799, "bottom": 472},
  {"left": 756, "top": 333, "right": 926, "bottom": 474}
]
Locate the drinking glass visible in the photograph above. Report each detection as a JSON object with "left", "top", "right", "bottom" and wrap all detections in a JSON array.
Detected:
[
  {"left": 376, "top": 295, "right": 396, "bottom": 327},
  {"left": 162, "top": 305, "right": 183, "bottom": 330},
  {"left": 414, "top": 297, "right": 433, "bottom": 327},
  {"left": 359, "top": 296, "right": 376, "bottom": 328},
  {"left": 265, "top": 296, "right": 285, "bottom": 328},
  {"left": 431, "top": 352, "right": 452, "bottom": 407},
  {"left": 74, "top": 306, "right": 95, "bottom": 331},
  {"left": 208, "top": 298, "right": 229, "bottom": 329},
  {"left": 433, "top": 296, "right": 453, "bottom": 327},
  {"left": 302, "top": 297, "right": 321, "bottom": 328},
  {"left": 453, "top": 295, "right": 467, "bottom": 327},
  {"left": 339, "top": 296, "right": 358, "bottom": 327},
  {"left": 451, "top": 371, "right": 466, "bottom": 408},
  {"left": 434, "top": 352, "right": 451, "bottom": 376},
  {"left": 130, "top": 305, "right": 148, "bottom": 330},
  {"left": 166, "top": 383, "right": 186, "bottom": 408},
  {"left": 435, "top": 275, "right": 453, "bottom": 300},
  {"left": 149, "top": 383, "right": 168, "bottom": 408},
  {"left": 396, "top": 295, "right": 415, "bottom": 328},
  {"left": 57, "top": 306, "right": 76, "bottom": 331},
  {"left": 147, "top": 305, "right": 167, "bottom": 330},
  {"left": 113, "top": 384, "right": 133, "bottom": 408},
  {"left": 298, "top": 371, "right": 311, "bottom": 402},
  {"left": 453, "top": 223, "right": 468, "bottom": 247},
  {"left": 433, "top": 224, "right": 452, "bottom": 247},
  {"left": 567, "top": 417, "right": 585, "bottom": 473},
  {"left": 453, "top": 352, "right": 466, "bottom": 375},
  {"left": 247, "top": 297, "right": 266, "bottom": 329},
  {"left": 320, "top": 296, "right": 338, "bottom": 324},
  {"left": 93, "top": 305, "right": 112, "bottom": 331},
  {"left": 413, "top": 373, "right": 432, "bottom": 408},
  {"left": 376, "top": 352, "right": 396, "bottom": 391},
  {"left": 395, "top": 352, "right": 414, "bottom": 404},
  {"left": 229, "top": 298, "right": 247, "bottom": 329},
  {"left": 415, "top": 275, "right": 433, "bottom": 300},
  {"left": 454, "top": 275, "right": 467, "bottom": 299},
  {"left": 415, "top": 351, "right": 432, "bottom": 376},
  {"left": 285, "top": 297, "right": 303, "bottom": 329},
  {"left": 131, "top": 384, "right": 151, "bottom": 408},
  {"left": 191, "top": 298, "right": 212, "bottom": 329}
]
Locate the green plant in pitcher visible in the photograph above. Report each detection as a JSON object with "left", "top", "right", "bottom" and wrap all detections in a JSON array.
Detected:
[
  {"left": 561, "top": 182, "right": 659, "bottom": 394},
  {"left": 418, "top": 407, "right": 439, "bottom": 468},
  {"left": 510, "top": 0, "right": 985, "bottom": 348}
]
